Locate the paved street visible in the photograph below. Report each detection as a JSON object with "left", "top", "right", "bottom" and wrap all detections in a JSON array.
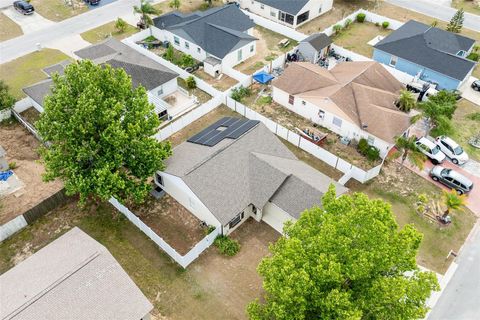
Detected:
[
  {"left": 429, "top": 222, "right": 480, "bottom": 320},
  {"left": 386, "top": 0, "right": 480, "bottom": 32},
  {"left": 0, "top": 0, "right": 150, "bottom": 63}
]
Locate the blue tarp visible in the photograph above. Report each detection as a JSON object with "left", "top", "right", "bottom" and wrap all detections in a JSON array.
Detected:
[
  {"left": 0, "top": 170, "right": 13, "bottom": 182},
  {"left": 253, "top": 71, "right": 274, "bottom": 84}
]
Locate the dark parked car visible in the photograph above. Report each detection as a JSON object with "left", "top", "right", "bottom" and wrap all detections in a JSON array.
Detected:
[
  {"left": 430, "top": 165, "right": 474, "bottom": 195},
  {"left": 472, "top": 80, "right": 480, "bottom": 92},
  {"left": 13, "top": 0, "right": 34, "bottom": 15},
  {"left": 85, "top": 0, "right": 100, "bottom": 5}
]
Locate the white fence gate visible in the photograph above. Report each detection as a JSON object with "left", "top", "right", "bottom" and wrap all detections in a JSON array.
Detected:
[{"left": 109, "top": 197, "right": 220, "bottom": 268}]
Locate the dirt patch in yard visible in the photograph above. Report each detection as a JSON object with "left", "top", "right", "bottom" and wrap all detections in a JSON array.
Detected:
[
  {"left": 130, "top": 194, "right": 206, "bottom": 255},
  {"left": 0, "top": 120, "right": 63, "bottom": 225},
  {"left": 193, "top": 69, "right": 238, "bottom": 92},
  {"left": 19, "top": 107, "right": 41, "bottom": 127}
]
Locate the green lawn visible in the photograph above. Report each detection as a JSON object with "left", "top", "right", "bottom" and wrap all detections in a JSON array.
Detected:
[
  {"left": 0, "top": 49, "right": 70, "bottom": 99},
  {"left": 451, "top": 99, "right": 480, "bottom": 162},
  {"left": 348, "top": 163, "right": 477, "bottom": 274},
  {"left": 29, "top": 0, "right": 88, "bottom": 22},
  {"left": 0, "top": 13, "right": 22, "bottom": 42},
  {"left": 81, "top": 21, "right": 138, "bottom": 44},
  {"left": 332, "top": 21, "right": 392, "bottom": 58}
]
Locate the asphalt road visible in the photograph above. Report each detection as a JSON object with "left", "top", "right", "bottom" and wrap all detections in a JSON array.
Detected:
[
  {"left": 0, "top": 0, "right": 142, "bottom": 63},
  {"left": 386, "top": 0, "right": 480, "bottom": 32},
  {"left": 428, "top": 222, "right": 480, "bottom": 319}
]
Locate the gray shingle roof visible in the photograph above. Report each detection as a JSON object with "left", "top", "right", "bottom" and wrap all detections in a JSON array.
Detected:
[
  {"left": 374, "top": 20, "right": 476, "bottom": 81},
  {"left": 22, "top": 79, "right": 54, "bottom": 107},
  {"left": 165, "top": 118, "right": 347, "bottom": 224},
  {"left": 0, "top": 227, "right": 153, "bottom": 320},
  {"left": 256, "top": 0, "right": 309, "bottom": 15},
  {"left": 42, "top": 60, "right": 71, "bottom": 77},
  {"left": 301, "top": 33, "right": 332, "bottom": 51},
  {"left": 154, "top": 5, "right": 257, "bottom": 59}
]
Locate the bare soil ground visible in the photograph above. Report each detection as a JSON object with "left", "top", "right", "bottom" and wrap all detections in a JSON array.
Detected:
[
  {"left": 0, "top": 121, "right": 63, "bottom": 225},
  {"left": 0, "top": 201, "right": 279, "bottom": 320},
  {"left": 130, "top": 194, "right": 206, "bottom": 255},
  {"left": 193, "top": 69, "right": 238, "bottom": 91},
  {"left": 19, "top": 107, "right": 41, "bottom": 127}
]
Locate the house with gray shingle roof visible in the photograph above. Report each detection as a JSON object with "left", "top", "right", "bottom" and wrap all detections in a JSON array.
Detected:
[
  {"left": 154, "top": 117, "right": 347, "bottom": 234},
  {"left": 152, "top": 4, "right": 258, "bottom": 77},
  {"left": 0, "top": 227, "right": 153, "bottom": 320},
  {"left": 373, "top": 20, "right": 476, "bottom": 90},
  {"left": 23, "top": 39, "right": 194, "bottom": 120},
  {"left": 237, "top": 0, "right": 333, "bottom": 28}
]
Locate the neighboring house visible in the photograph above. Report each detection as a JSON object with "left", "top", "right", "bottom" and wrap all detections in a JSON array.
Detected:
[
  {"left": 237, "top": 0, "right": 333, "bottom": 28},
  {"left": 152, "top": 4, "right": 257, "bottom": 77},
  {"left": 272, "top": 61, "right": 411, "bottom": 156},
  {"left": 373, "top": 20, "right": 476, "bottom": 91},
  {"left": 154, "top": 117, "right": 347, "bottom": 234},
  {"left": 23, "top": 39, "right": 194, "bottom": 120},
  {"left": 298, "top": 32, "right": 332, "bottom": 63},
  {"left": 0, "top": 145, "right": 8, "bottom": 171},
  {"left": 0, "top": 227, "right": 153, "bottom": 320}
]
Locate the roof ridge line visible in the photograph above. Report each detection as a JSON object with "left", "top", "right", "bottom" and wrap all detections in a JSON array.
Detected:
[{"left": 6, "top": 251, "right": 101, "bottom": 320}]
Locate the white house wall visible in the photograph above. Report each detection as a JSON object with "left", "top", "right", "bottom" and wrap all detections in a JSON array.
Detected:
[
  {"left": 157, "top": 172, "right": 221, "bottom": 228},
  {"left": 222, "top": 41, "right": 257, "bottom": 69},
  {"left": 150, "top": 77, "right": 178, "bottom": 98},
  {"left": 272, "top": 87, "right": 393, "bottom": 156},
  {"left": 262, "top": 202, "right": 295, "bottom": 234}
]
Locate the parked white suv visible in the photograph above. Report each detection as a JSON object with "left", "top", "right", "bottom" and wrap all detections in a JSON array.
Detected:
[
  {"left": 415, "top": 137, "right": 446, "bottom": 164},
  {"left": 435, "top": 136, "right": 469, "bottom": 165}
]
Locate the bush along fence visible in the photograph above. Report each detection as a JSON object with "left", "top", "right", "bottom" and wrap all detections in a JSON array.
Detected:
[
  {"left": 0, "top": 189, "right": 70, "bottom": 242},
  {"left": 109, "top": 197, "right": 221, "bottom": 268},
  {"left": 225, "top": 96, "right": 383, "bottom": 184}
]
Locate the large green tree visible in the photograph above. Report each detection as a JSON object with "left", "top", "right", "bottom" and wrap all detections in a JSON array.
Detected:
[
  {"left": 419, "top": 90, "right": 458, "bottom": 136},
  {"left": 446, "top": 8, "right": 464, "bottom": 33},
  {"left": 248, "top": 186, "right": 439, "bottom": 320},
  {"left": 0, "top": 80, "right": 15, "bottom": 111},
  {"left": 36, "top": 60, "right": 171, "bottom": 204}
]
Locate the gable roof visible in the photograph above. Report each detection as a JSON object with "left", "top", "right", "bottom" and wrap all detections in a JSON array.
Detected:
[
  {"left": 273, "top": 62, "right": 410, "bottom": 144},
  {"left": 0, "top": 227, "right": 153, "bottom": 320},
  {"left": 154, "top": 5, "right": 257, "bottom": 59},
  {"left": 301, "top": 33, "right": 332, "bottom": 51},
  {"left": 374, "top": 20, "right": 476, "bottom": 81},
  {"left": 256, "top": 0, "right": 309, "bottom": 15},
  {"left": 165, "top": 117, "right": 347, "bottom": 225}
]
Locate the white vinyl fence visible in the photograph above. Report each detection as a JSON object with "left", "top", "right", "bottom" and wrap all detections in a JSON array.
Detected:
[
  {"left": 0, "top": 215, "right": 28, "bottom": 242},
  {"left": 242, "top": 10, "right": 307, "bottom": 41},
  {"left": 225, "top": 97, "right": 383, "bottom": 183},
  {"left": 109, "top": 197, "right": 220, "bottom": 268}
]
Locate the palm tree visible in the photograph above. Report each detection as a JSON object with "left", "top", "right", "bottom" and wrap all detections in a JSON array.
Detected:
[
  {"left": 396, "top": 89, "right": 416, "bottom": 112},
  {"left": 442, "top": 189, "right": 467, "bottom": 218},
  {"left": 394, "top": 135, "right": 426, "bottom": 170},
  {"left": 134, "top": 0, "right": 160, "bottom": 35}
]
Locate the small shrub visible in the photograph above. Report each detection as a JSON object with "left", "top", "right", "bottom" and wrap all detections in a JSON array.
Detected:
[
  {"left": 199, "top": 2, "right": 209, "bottom": 10},
  {"left": 356, "top": 13, "right": 366, "bottom": 23},
  {"left": 180, "top": 54, "right": 195, "bottom": 68},
  {"left": 375, "top": 22, "right": 380, "bottom": 27},
  {"left": 231, "top": 86, "right": 251, "bottom": 102},
  {"left": 214, "top": 235, "right": 240, "bottom": 256},
  {"left": 382, "top": 21, "right": 390, "bottom": 29},
  {"left": 417, "top": 193, "right": 429, "bottom": 205},
  {"left": 257, "top": 96, "right": 272, "bottom": 106},
  {"left": 467, "top": 112, "right": 480, "bottom": 121},
  {"left": 365, "top": 146, "right": 380, "bottom": 162},
  {"left": 467, "top": 52, "right": 479, "bottom": 62},
  {"left": 185, "top": 76, "right": 197, "bottom": 89},
  {"left": 204, "top": 225, "right": 216, "bottom": 235},
  {"left": 333, "top": 24, "right": 343, "bottom": 35},
  {"left": 164, "top": 44, "right": 175, "bottom": 62},
  {"left": 114, "top": 17, "right": 127, "bottom": 33},
  {"left": 8, "top": 161, "right": 17, "bottom": 170},
  {"left": 344, "top": 18, "right": 353, "bottom": 29},
  {"left": 358, "top": 138, "right": 369, "bottom": 154}
]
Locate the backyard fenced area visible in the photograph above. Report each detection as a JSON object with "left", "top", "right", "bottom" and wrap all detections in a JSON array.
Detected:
[{"left": 109, "top": 197, "right": 220, "bottom": 268}]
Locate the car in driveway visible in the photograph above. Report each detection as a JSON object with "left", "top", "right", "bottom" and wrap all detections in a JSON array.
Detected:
[
  {"left": 415, "top": 137, "right": 446, "bottom": 164},
  {"left": 85, "top": 0, "right": 101, "bottom": 5},
  {"left": 13, "top": 0, "right": 34, "bottom": 15},
  {"left": 472, "top": 80, "right": 480, "bottom": 92},
  {"left": 430, "top": 166, "right": 474, "bottom": 194},
  {"left": 435, "top": 136, "right": 469, "bottom": 165}
]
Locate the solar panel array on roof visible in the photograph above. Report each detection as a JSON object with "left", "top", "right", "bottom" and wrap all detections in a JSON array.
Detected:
[{"left": 187, "top": 117, "right": 260, "bottom": 147}]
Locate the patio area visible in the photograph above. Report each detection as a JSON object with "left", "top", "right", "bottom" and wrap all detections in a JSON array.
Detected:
[
  {"left": 162, "top": 88, "right": 198, "bottom": 119},
  {"left": 129, "top": 194, "right": 207, "bottom": 255},
  {"left": 242, "top": 83, "right": 381, "bottom": 170}
]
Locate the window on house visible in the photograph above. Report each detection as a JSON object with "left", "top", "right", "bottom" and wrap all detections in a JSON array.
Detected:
[
  {"left": 278, "top": 11, "right": 294, "bottom": 25},
  {"left": 250, "top": 44, "right": 254, "bottom": 52},
  {"left": 297, "top": 11, "right": 310, "bottom": 25},
  {"left": 389, "top": 56, "right": 398, "bottom": 67},
  {"left": 319, "top": 5, "right": 322, "bottom": 13},
  {"left": 270, "top": 9, "right": 276, "bottom": 17},
  {"left": 260, "top": 4, "right": 264, "bottom": 9},
  {"left": 157, "top": 87, "right": 163, "bottom": 96},
  {"left": 185, "top": 41, "right": 189, "bottom": 49},
  {"left": 333, "top": 117, "right": 342, "bottom": 127},
  {"left": 318, "top": 110, "right": 325, "bottom": 119},
  {"left": 155, "top": 173, "right": 163, "bottom": 186},
  {"left": 288, "top": 95, "right": 294, "bottom": 105},
  {"left": 237, "top": 49, "right": 243, "bottom": 61},
  {"left": 173, "top": 36, "right": 180, "bottom": 45},
  {"left": 367, "top": 136, "right": 375, "bottom": 145},
  {"left": 302, "top": 100, "right": 306, "bottom": 106},
  {"left": 229, "top": 212, "right": 244, "bottom": 229},
  {"left": 197, "top": 47, "right": 201, "bottom": 54},
  {"left": 158, "top": 110, "right": 168, "bottom": 121}
]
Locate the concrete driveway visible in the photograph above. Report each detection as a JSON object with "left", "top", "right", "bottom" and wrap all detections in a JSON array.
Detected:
[
  {"left": 459, "top": 77, "right": 480, "bottom": 106},
  {"left": 403, "top": 159, "right": 480, "bottom": 216},
  {"left": 2, "top": 7, "right": 54, "bottom": 34}
]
